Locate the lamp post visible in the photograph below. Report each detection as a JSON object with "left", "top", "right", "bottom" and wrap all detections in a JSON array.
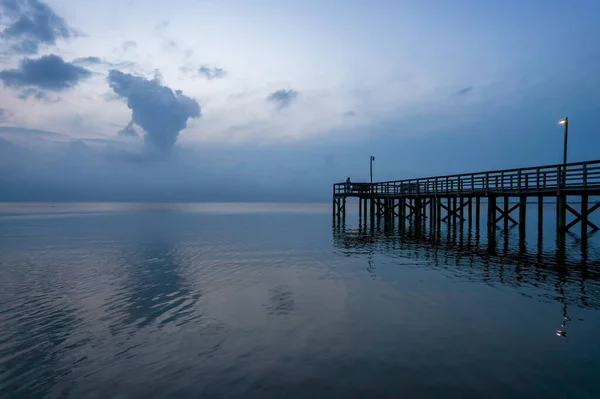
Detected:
[
  {"left": 559, "top": 117, "right": 568, "bottom": 166},
  {"left": 559, "top": 117, "right": 568, "bottom": 187},
  {"left": 370, "top": 156, "right": 375, "bottom": 184}
]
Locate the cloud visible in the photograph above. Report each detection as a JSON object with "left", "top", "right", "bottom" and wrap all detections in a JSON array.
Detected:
[
  {"left": 0, "top": 108, "right": 6, "bottom": 122},
  {"left": 118, "top": 120, "right": 139, "bottom": 137},
  {"left": 72, "top": 56, "right": 136, "bottom": 70},
  {"left": 0, "top": 0, "right": 73, "bottom": 54},
  {"left": 266, "top": 89, "right": 299, "bottom": 109},
  {"left": 10, "top": 39, "right": 38, "bottom": 54},
  {"left": 122, "top": 40, "right": 136, "bottom": 52},
  {"left": 455, "top": 86, "right": 474, "bottom": 96},
  {"left": 153, "top": 21, "right": 180, "bottom": 52},
  {"left": 73, "top": 56, "right": 103, "bottom": 65},
  {"left": 343, "top": 110, "right": 356, "bottom": 117},
  {"left": 107, "top": 69, "right": 201, "bottom": 153},
  {"left": 18, "top": 87, "right": 49, "bottom": 100},
  {"left": 198, "top": 65, "right": 227, "bottom": 80},
  {"left": 0, "top": 54, "right": 91, "bottom": 91}
]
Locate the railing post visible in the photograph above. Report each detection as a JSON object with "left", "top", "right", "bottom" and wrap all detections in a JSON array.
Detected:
[
  {"left": 543, "top": 172, "right": 547, "bottom": 188},
  {"left": 517, "top": 169, "right": 521, "bottom": 193},
  {"left": 583, "top": 163, "right": 588, "bottom": 188},
  {"left": 536, "top": 168, "right": 540, "bottom": 190}
]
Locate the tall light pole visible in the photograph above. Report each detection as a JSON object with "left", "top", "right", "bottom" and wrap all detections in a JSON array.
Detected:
[
  {"left": 559, "top": 117, "right": 568, "bottom": 187},
  {"left": 370, "top": 156, "right": 375, "bottom": 184},
  {"left": 559, "top": 117, "right": 568, "bottom": 166}
]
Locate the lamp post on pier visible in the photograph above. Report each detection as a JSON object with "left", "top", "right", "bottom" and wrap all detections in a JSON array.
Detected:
[
  {"left": 559, "top": 117, "right": 568, "bottom": 187},
  {"left": 559, "top": 117, "right": 568, "bottom": 166},
  {"left": 557, "top": 117, "right": 569, "bottom": 237},
  {"left": 370, "top": 156, "right": 375, "bottom": 184}
]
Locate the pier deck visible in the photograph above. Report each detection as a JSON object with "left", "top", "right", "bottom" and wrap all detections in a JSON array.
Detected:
[{"left": 332, "top": 160, "right": 600, "bottom": 249}]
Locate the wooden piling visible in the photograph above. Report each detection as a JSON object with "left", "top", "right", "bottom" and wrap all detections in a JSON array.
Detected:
[
  {"left": 538, "top": 196, "right": 543, "bottom": 235},
  {"left": 436, "top": 197, "right": 442, "bottom": 227},
  {"left": 519, "top": 196, "right": 526, "bottom": 235},
  {"left": 503, "top": 196, "right": 509, "bottom": 230},
  {"left": 358, "top": 198, "right": 362, "bottom": 221},
  {"left": 488, "top": 196, "right": 496, "bottom": 229},
  {"left": 475, "top": 197, "right": 480, "bottom": 230},
  {"left": 581, "top": 194, "right": 588, "bottom": 239},
  {"left": 557, "top": 195, "right": 566, "bottom": 234},
  {"left": 468, "top": 197, "right": 473, "bottom": 230}
]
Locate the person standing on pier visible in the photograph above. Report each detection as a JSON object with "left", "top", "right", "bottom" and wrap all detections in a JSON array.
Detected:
[{"left": 346, "top": 177, "right": 352, "bottom": 193}]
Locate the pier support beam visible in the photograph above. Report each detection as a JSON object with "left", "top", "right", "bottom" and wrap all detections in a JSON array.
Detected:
[
  {"left": 564, "top": 196, "right": 600, "bottom": 233},
  {"left": 358, "top": 198, "right": 362, "bottom": 221},
  {"left": 436, "top": 197, "right": 442, "bottom": 227},
  {"left": 475, "top": 197, "right": 480, "bottom": 230},
  {"left": 557, "top": 195, "right": 567, "bottom": 233},
  {"left": 538, "top": 196, "right": 543, "bottom": 235},
  {"left": 487, "top": 196, "right": 496, "bottom": 229},
  {"left": 519, "top": 196, "right": 527, "bottom": 235}
]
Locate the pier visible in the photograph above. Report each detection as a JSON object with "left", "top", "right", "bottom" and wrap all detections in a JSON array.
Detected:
[{"left": 333, "top": 160, "right": 600, "bottom": 251}]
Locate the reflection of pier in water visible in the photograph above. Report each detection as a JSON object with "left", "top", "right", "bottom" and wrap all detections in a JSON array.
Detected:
[{"left": 332, "top": 223, "right": 600, "bottom": 322}]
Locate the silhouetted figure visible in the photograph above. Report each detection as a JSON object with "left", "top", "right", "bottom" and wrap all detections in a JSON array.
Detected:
[{"left": 346, "top": 177, "right": 351, "bottom": 193}]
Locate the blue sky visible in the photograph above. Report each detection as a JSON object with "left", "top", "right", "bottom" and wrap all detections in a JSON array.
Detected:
[{"left": 0, "top": 0, "right": 599, "bottom": 201}]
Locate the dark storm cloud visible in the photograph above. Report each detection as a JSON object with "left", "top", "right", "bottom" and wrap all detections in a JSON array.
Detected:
[
  {"left": 266, "top": 89, "right": 299, "bottom": 109},
  {"left": 0, "top": 54, "right": 91, "bottom": 91},
  {"left": 0, "top": 0, "right": 73, "bottom": 54},
  {"left": 198, "top": 65, "right": 227, "bottom": 80},
  {"left": 107, "top": 70, "right": 201, "bottom": 153}
]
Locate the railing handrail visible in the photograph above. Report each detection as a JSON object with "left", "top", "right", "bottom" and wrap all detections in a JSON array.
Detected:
[{"left": 333, "top": 159, "right": 600, "bottom": 187}]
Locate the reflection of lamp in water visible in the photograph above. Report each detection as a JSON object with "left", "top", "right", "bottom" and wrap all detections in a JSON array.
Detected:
[{"left": 555, "top": 278, "right": 569, "bottom": 338}]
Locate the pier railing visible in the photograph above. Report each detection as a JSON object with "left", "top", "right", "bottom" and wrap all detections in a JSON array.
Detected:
[{"left": 334, "top": 160, "right": 600, "bottom": 197}]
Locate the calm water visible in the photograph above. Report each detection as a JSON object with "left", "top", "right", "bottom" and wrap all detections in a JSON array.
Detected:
[{"left": 1, "top": 202, "right": 600, "bottom": 398}]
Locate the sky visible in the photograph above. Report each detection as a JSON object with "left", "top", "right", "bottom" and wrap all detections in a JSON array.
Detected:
[{"left": 0, "top": 0, "right": 599, "bottom": 201}]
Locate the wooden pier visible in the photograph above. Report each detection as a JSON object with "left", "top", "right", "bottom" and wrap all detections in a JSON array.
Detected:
[{"left": 333, "top": 160, "right": 600, "bottom": 249}]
